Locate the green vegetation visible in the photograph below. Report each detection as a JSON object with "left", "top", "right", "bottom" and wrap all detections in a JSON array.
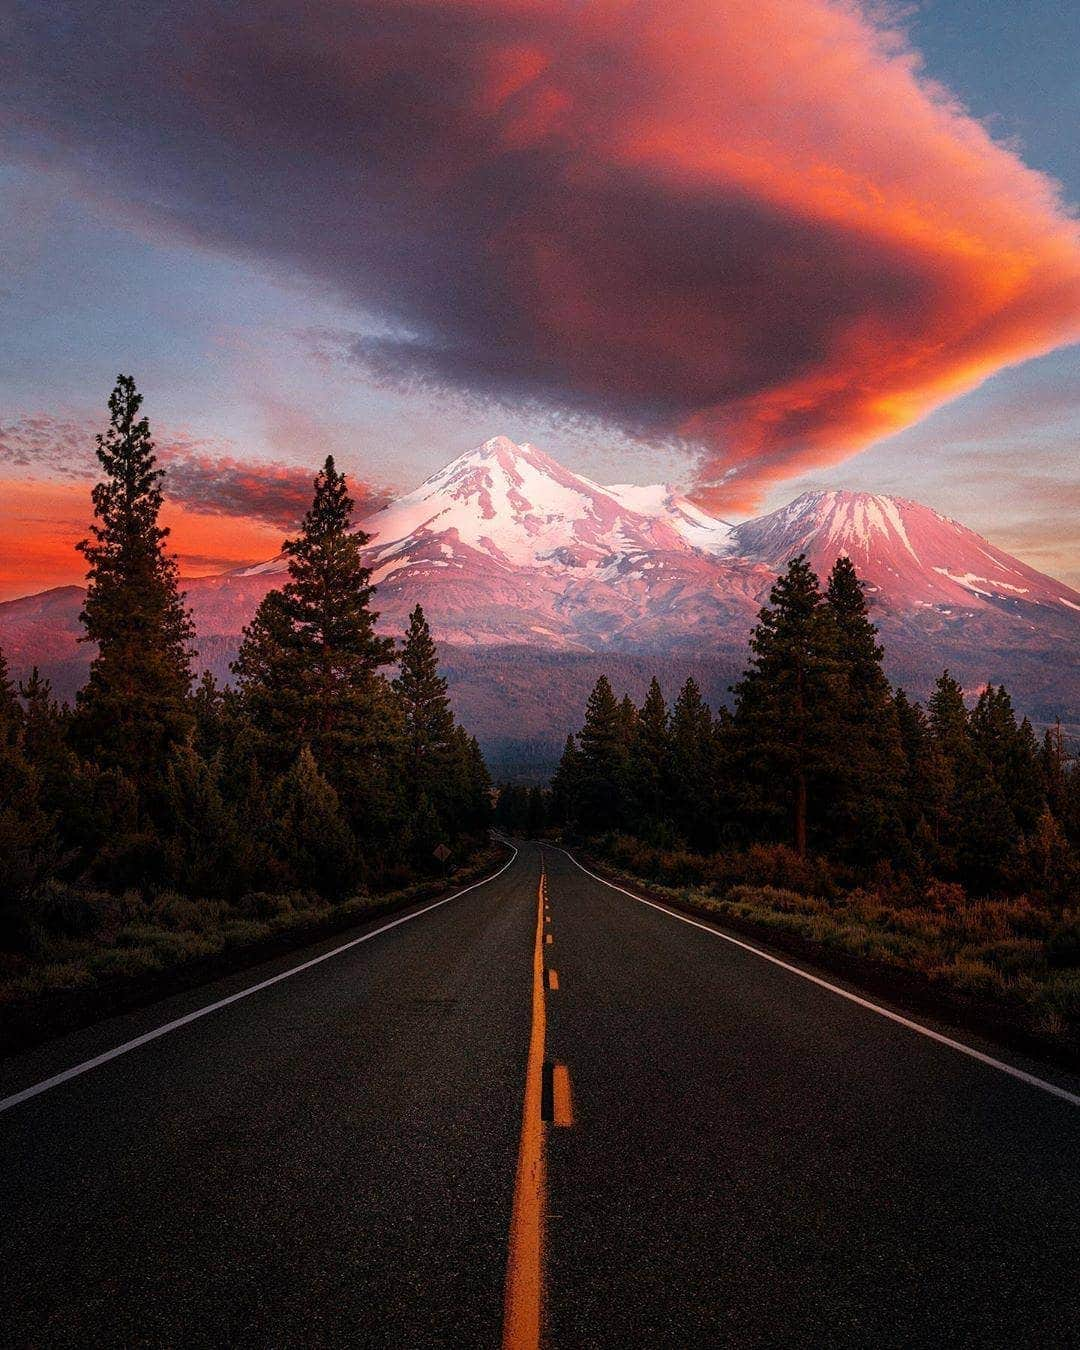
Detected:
[
  {"left": 0, "top": 376, "right": 494, "bottom": 1045},
  {"left": 0, "top": 848, "right": 505, "bottom": 1048},
  {"left": 521, "top": 551, "right": 1080, "bottom": 1056},
  {"left": 586, "top": 838, "right": 1080, "bottom": 1057}
]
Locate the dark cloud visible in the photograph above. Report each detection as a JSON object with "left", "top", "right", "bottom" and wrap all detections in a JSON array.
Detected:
[
  {"left": 160, "top": 448, "right": 389, "bottom": 529},
  {"left": 3, "top": 0, "right": 1079, "bottom": 507},
  {"left": 0, "top": 414, "right": 387, "bottom": 529}
]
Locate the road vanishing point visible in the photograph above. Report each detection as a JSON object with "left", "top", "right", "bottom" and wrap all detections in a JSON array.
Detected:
[{"left": 2, "top": 840, "right": 1078, "bottom": 1348}]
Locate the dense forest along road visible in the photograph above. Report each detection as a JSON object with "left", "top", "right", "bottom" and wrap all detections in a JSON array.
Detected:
[{"left": 2, "top": 841, "right": 1079, "bottom": 1348}]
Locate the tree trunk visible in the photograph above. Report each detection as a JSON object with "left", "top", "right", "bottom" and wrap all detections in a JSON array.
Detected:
[{"left": 795, "top": 771, "right": 807, "bottom": 858}]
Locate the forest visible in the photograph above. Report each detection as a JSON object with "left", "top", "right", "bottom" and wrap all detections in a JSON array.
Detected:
[
  {"left": 0, "top": 377, "right": 493, "bottom": 1029},
  {"left": 496, "top": 552, "right": 1080, "bottom": 1051}
]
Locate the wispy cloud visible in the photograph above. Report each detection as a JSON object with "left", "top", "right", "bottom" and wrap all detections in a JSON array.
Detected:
[{"left": 0, "top": 414, "right": 389, "bottom": 530}]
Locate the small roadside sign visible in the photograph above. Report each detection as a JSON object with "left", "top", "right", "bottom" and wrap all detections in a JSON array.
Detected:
[{"left": 433, "top": 843, "right": 452, "bottom": 863}]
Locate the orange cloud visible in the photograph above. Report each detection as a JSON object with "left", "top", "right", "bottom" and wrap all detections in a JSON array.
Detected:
[
  {"left": 4, "top": 0, "right": 1080, "bottom": 507},
  {"left": 0, "top": 477, "right": 289, "bottom": 602}
]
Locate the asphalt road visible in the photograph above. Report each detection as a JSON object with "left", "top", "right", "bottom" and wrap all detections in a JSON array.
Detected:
[{"left": 2, "top": 841, "right": 1079, "bottom": 1349}]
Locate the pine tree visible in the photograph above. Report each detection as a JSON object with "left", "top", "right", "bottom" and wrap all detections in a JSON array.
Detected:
[
  {"left": 1041, "top": 723, "right": 1069, "bottom": 823},
  {"left": 0, "top": 642, "right": 20, "bottom": 745},
  {"left": 74, "top": 375, "right": 194, "bottom": 801},
  {"left": 924, "top": 670, "right": 969, "bottom": 852},
  {"left": 617, "top": 694, "right": 639, "bottom": 752},
  {"left": 970, "top": 686, "right": 1044, "bottom": 836},
  {"left": 893, "top": 688, "right": 938, "bottom": 865},
  {"left": 162, "top": 745, "right": 241, "bottom": 898},
  {"left": 928, "top": 674, "right": 1014, "bottom": 887},
  {"left": 272, "top": 746, "right": 359, "bottom": 899},
  {"left": 733, "top": 556, "right": 843, "bottom": 855},
  {"left": 235, "top": 456, "right": 395, "bottom": 780},
  {"left": 551, "top": 734, "right": 582, "bottom": 826},
  {"left": 463, "top": 733, "right": 494, "bottom": 834},
  {"left": 626, "top": 677, "right": 671, "bottom": 836},
  {"left": 0, "top": 663, "right": 57, "bottom": 943},
  {"left": 282, "top": 456, "right": 395, "bottom": 752},
  {"left": 576, "top": 675, "right": 626, "bottom": 833},
  {"left": 824, "top": 556, "right": 907, "bottom": 861},
  {"left": 669, "top": 676, "right": 716, "bottom": 850},
  {"left": 393, "top": 605, "right": 456, "bottom": 807},
  {"left": 232, "top": 589, "right": 310, "bottom": 766}
]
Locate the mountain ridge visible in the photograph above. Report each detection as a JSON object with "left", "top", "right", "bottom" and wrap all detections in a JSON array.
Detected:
[{"left": 2, "top": 436, "right": 1078, "bottom": 771}]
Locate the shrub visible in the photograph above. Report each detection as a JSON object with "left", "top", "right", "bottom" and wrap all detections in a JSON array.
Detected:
[
  {"left": 152, "top": 891, "right": 228, "bottom": 933},
  {"left": 88, "top": 946, "right": 164, "bottom": 980},
  {"left": 26, "top": 880, "right": 109, "bottom": 940},
  {"left": 974, "top": 938, "right": 1047, "bottom": 975}
]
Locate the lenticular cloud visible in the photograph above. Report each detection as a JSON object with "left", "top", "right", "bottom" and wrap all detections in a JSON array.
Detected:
[{"left": 5, "top": 0, "right": 1080, "bottom": 507}]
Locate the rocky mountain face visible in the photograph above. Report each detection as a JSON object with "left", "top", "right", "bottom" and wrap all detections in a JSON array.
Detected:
[{"left": 3, "top": 436, "right": 1078, "bottom": 775}]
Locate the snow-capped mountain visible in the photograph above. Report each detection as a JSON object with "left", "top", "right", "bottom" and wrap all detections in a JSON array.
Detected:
[
  {"left": 241, "top": 436, "right": 735, "bottom": 581},
  {"left": 732, "top": 490, "right": 1079, "bottom": 615},
  {"left": 2, "top": 436, "right": 1078, "bottom": 768}
]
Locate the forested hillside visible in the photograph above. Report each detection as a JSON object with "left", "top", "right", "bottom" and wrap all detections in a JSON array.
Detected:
[{"left": 0, "top": 378, "right": 493, "bottom": 1030}]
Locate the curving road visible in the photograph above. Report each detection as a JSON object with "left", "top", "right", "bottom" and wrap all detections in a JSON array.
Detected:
[{"left": 2, "top": 841, "right": 1078, "bottom": 1348}]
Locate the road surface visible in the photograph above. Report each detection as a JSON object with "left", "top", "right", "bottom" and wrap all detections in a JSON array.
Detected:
[{"left": 2, "top": 841, "right": 1078, "bottom": 1348}]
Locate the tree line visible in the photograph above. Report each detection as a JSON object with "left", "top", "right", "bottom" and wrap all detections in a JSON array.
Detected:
[
  {"left": 541, "top": 554, "right": 1080, "bottom": 899},
  {"left": 0, "top": 376, "right": 491, "bottom": 948}
]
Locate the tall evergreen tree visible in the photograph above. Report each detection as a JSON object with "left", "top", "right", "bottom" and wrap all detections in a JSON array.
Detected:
[
  {"left": 551, "top": 734, "right": 582, "bottom": 826},
  {"left": 0, "top": 642, "right": 20, "bottom": 744},
  {"left": 824, "top": 556, "right": 907, "bottom": 860},
  {"left": 893, "top": 688, "right": 938, "bottom": 864},
  {"left": 733, "top": 556, "right": 843, "bottom": 855},
  {"left": 282, "top": 457, "right": 395, "bottom": 729},
  {"left": 232, "top": 589, "right": 310, "bottom": 766},
  {"left": 1041, "top": 723, "right": 1069, "bottom": 822},
  {"left": 970, "top": 685, "right": 1044, "bottom": 835},
  {"left": 928, "top": 674, "right": 1013, "bottom": 886},
  {"left": 394, "top": 605, "right": 455, "bottom": 805},
  {"left": 669, "top": 676, "right": 716, "bottom": 850},
  {"left": 74, "top": 375, "right": 194, "bottom": 800},
  {"left": 617, "top": 693, "right": 639, "bottom": 752},
  {"left": 233, "top": 457, "right": 397, "bottom": 790},
  {"left": 272, "top": 746, "right": 359, "bottom": 899},
  {"left": 462, "top": 732, "right": 494, "bottom": 834},
  {"left": 576, "top": 675, "right": 626, "bottom": 832},
  {"left": 626, "top": 677, "right": 671, "bottom": 836}
]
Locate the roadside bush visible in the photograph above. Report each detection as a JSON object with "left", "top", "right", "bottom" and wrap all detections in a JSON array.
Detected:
[
  {"left": 974, "top": 938, "right": 1047, "bottom": 975},
  {"left": 26, "top": 880, "right": 109, "bottom": 941}
]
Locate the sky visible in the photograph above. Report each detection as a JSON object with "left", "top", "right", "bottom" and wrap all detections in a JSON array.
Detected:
[{"left": 0, "top": 0, "right": 1078, "bottom": 600}]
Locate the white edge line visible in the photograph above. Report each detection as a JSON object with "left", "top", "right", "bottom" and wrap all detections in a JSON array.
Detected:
[
  {"left": 0, "top": 843, "right": 519, "bottom": 1116},
  {"left": 557, "top": 847, "right": 1080, "bottom": 1109}
]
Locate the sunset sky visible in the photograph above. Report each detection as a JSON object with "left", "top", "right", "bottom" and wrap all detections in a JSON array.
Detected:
[{"left": 1, "top": 0, "right": 1078, "bottom": 600}]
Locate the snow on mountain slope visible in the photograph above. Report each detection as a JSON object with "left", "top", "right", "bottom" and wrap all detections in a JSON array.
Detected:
[
  {"left": 357, "top": 436, "right": 704, "bottom": 576},
  {"left": 601, "top": 481, "right": 737, "bottom": 556},
  {"left": 237, "top": 436, "right": 737, "bottom": 582},
  {"left": 2, "top": 438, "right": 1078, "bottom": 738},
  {"left": 732, "top": 490, "right": 1080, "bottom": 614}
]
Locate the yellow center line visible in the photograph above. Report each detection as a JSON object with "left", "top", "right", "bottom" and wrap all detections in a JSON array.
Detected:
[
  {"left": 547, "top": 969, "right": 559, "bottom": 991},
  {"left": 552, "top": 1064, "right": 574, "bottom": 1127},
  {"left": 545, "top": 932, "right": 553, "bottom": 945},
  {"left": 502, "top": 864, "right": 548, "bottom": 1350}
]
